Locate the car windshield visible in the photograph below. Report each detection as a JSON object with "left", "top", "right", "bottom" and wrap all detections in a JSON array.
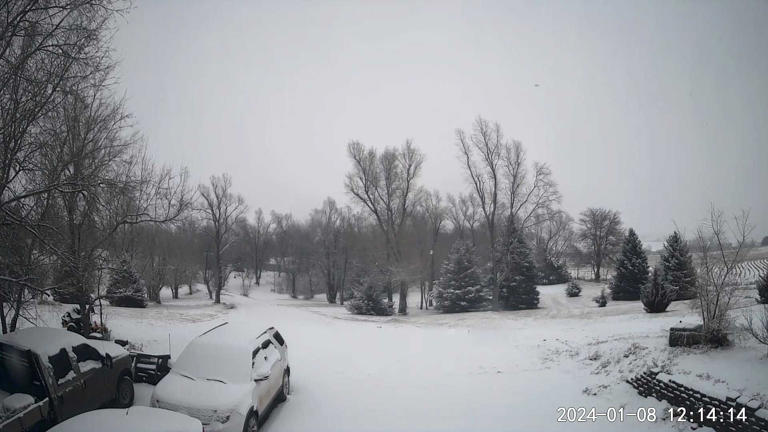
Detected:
[{"left": 171, "top": 340, "right": 251, "bottom": 384}]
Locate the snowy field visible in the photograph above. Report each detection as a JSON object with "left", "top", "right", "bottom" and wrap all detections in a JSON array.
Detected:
[{"left": 23, "top": 275, "right": 768, "bottom": 432}]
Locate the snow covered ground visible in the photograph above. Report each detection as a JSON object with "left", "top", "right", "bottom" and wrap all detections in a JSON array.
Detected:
[{"left": 21, "top": 275, "right": 768, "bottom": 431}]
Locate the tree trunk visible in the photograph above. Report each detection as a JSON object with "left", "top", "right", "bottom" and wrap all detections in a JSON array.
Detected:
[
  {"left": 595, "top": 264, "right": 601, "bottom": 282},
  {"left": 419, "top": 280, "right": 425, "bottom": 310},
  {"left": 397, "top": 280, "right": 407, "bottom": 314}
]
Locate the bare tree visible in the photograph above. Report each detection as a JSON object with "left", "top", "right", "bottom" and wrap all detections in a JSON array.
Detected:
[
  {"left": 742, "top": 305, "right": 768, "bottom": 356},
  {"left": 532, "top": 209, "right": 574, "bottom": 266},
  {"left": 345, "top": 140, "right": 424, "bottom": 314},
  {"left": 422, "top": 190, "right": 445, "bottom": 308},
  {"left": 311, "top": 198, "right": 350, "bottom": 304},
  {"left": 456, "top": 117, "right": 503, "bottom": 307},
  {"left": 242, "top": 208, "right": 272, "bottom": 286},
  {"left": 501, "top": 141, "right": 561, "bottom": 231},
  {"left": 695, "top": 206, "right": 753, "bottom": 344},
  {"left": 577, "top": 208, "right": 623, "bottom": 281},
  {"left": 198, "top": 174, "right": 247, "bottom": 304}
]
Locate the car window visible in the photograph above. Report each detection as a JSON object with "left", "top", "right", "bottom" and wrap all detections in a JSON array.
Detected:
[
  {"left": 73, "top": 344, "right": 103, "bottom": 363},
  {"left": 272, "top": 330, "right": 285, "bottom": 346},
  {"left": 72, "top": 343, "right": 103, "bottom": 373},
  {"left": 48, "top": 348, "right": 74, "bottom": 383}
]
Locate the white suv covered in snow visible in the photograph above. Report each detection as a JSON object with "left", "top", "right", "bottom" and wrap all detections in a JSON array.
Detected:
[{"left": 150, "top": 323, "right": 290, "bottom": 432}]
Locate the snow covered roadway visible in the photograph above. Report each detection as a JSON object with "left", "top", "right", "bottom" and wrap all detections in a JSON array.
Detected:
[{"left": 30, "top": 277, "right": 765, "bottom": 432}]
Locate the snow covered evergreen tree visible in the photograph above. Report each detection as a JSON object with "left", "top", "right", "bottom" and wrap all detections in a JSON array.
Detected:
[
  {"left": 660, "top": 230, "right": 697, "bottom": 300},
  {"left": 496, "top": 224, "right": 539, "bottom": 310},
  {"left": 346, "top": 281, "right": 393, "bottom": 316},
  {"left": 594, "top": 288, "right": 608, "bottom": 307},
  {"left": 641, "top": 266, "right": 676, "bottom": 313},
  {"left": 610, "top": 228, "right": 648, "bottom": 300},
  {"left": 565, "top": 280, "right": 581, "bottom": 297},
  {"left": 757, "top": 268, "right": 768, "bottom": 305},
  {"left": 105, "top": 259, "right": 147, "bottom": 308},
  {"left": 434, "top": 241, "right": 489, "bottom": 313}
]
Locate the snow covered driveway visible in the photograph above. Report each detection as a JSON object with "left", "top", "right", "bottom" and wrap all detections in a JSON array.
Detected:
[{"left": 85, "top": 279, "right": 766, "bottom": 432}]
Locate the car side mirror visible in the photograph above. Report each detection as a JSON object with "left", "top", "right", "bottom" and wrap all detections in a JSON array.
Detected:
[{"left": 104, "top": 353, "right": 113, "bottom": 369}]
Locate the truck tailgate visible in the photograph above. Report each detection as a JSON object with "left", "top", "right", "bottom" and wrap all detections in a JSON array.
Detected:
[{"left": 0, "top": 397, "right": 50, "bottom": 432}]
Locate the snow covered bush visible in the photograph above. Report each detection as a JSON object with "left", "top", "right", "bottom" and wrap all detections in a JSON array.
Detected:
[
  {"left": 757, "top": 268, "right": 768, "bottom": 304},
  {"left": 433, "top": 241, "right": 490, "bottom": 313},
  {"left": 346, "top": 282, "right": 393, "bottom": 316},
  {"left": 641, "top": 267, "right": 676, "bottom": 313},
  {"left": 593, "top": 288, "right": 608, "bottom": 307},
  {"left": 660, "top": 230, "right": 697, "bottom": 300},
  {"left": 496, "top": 224, "right": 539, "bottom": 310},
  {"left": 565, "top": 281, "right": 581, "bottom": 297},
  {"left": 106, "top": 259, "right": 148, "bottom": 308},
  {"left": 610, "top": 228, "right": 648, "bottom": 300}
]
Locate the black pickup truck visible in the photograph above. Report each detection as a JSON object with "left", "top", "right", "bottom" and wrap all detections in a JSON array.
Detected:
[{"left": 0, "top": 327, "right": 134, "bottom": 432}]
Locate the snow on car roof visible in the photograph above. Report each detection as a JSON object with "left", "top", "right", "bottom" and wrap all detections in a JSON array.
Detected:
[
  {"left": 47, "top": 406, "right": 202, "bottom": 432},
  {"left": 0, "top": 327, "right": 127, "bottom": 359},
  {"left": 0, "top": 327, "right": 89, "bottom": 357}
]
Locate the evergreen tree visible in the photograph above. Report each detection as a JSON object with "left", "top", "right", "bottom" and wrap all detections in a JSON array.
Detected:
[
  {"left": 106, "top": 259, "right": 147, "bottom": 308},
  {"left": 660, "top": 231, "right": 697, "bottom": 300},
  {"left": 757, "top": 268, "right": 768, "bottom": 305},
  {"left": 610, "top": 228, "right": 648, "bottom": 300},
  {"left": 594, "top": 288, "right": 608, "bottom": 307},
  {"left": 565, "top": 280, "right": 581, "bottom": 297},
  {"left": 496, "top": 224, "right": 539, "bottom": 310},
  {"left": 641, "top": 266, "right": 676, "bottom": 313},
  {"left": 434, "top": 241, "right": 490, "bottom": 313},
  {"left": 346, "top": 282, "right": 393, "bottom": 316}
]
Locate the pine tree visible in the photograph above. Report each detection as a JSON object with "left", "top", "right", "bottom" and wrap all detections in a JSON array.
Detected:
[
  {"left": 434, "top": 241, "right": 490, "bottom": 313},
  {"left": 757, "top": 268, "right": 768, "bottom": 304},
  {"left": 610, "top": 228, "right": 648, "bottom": 300},
  {"left": 106, "top": 259, "right": 148, "bottom": 308},
  {"left": 346, "top": 282, "right": 393, "bottom": 316},
  {"left": 642, "top": 266, "right": 676, "bottom": 313},
  {"left": 594, "top": 288, "right": 608, "bottom": 307},
  {"left": 660, "top": 231, "right": 697, "bottom": 300},
  {"left": 496, "top": 224, "right": 539, "bottom": 310},
  {"left": 565, "top": 280, "right": 581, "bottom": 297}
]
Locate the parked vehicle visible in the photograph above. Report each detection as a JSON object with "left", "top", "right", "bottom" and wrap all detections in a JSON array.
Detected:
[
  {"left": 48, "top": 406, "right": 203, "bottom": 432},
  {"left": 0, "top": 327, "right": 134, "bottom": 432},
  {"left": 151, "top": 323, "right": 290, "bottom": 432}
]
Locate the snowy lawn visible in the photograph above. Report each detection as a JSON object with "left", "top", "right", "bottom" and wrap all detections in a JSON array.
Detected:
[{"left": 21, "top": 276, "right": 768, "bottom": 431}]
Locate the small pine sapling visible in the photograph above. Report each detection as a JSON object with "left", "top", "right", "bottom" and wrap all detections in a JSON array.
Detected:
[
  {"left": 593, "top": 288, "right": 608, "bottom": 307},
  {"left": 565, "top": 281, "right": 582, "bottom": 298},
  {"left": 641, "top": 267, "right": 676, "bottom": 313}
]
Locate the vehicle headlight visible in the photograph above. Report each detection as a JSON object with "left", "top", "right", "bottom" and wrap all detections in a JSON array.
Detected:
[{"left": 212, "top": 411, "right": 231, "bottom": 424}]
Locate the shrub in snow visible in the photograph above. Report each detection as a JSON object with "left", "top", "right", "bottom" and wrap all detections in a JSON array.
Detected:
[
  {"left": 61, "top": 305, "right": 100, "bottom": 334},
  {"left": 346, "top": 283, "right": 393, "bottom": 316},
  {"left": 593, "top": 288, "right": 608, "bottom": 307},
  {"left": 660, "top": 231, "right": 697, "bottom": 300},
  {"left": 565, "top": 281, "right": 582, "bottom": 297},
  {"left": 433, "top": 241, "right": 490, "bottom": 313},
  {"left": 495, "top": 224, "right": 539, "bottom": 310},
  {"left": 106, "top": 259, "right": 148, "bottom": 308},
  {"left": 641, "top": 267, "right": 676, "bottom": 313},
  {"left": 757, "top": 269, "right": 768, "bottom": 305},
  {"left": 610, "top": 228, "right": 648, "bottom": 301}
]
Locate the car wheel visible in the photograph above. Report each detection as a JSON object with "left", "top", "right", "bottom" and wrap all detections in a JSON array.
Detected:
[
  {"left": 243, "top": 409, "right": 258, "bottom": 432},
  {"left": 114, "top": 375, "right": 134, "bottom": 408},
  {"left": 278, "top": 372, "right": 289, "bottom": 402}
]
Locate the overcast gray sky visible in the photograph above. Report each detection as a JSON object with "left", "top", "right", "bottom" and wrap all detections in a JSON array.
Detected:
[{"left": 113, "top": 0, "right": 768, "bottom": 241}]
